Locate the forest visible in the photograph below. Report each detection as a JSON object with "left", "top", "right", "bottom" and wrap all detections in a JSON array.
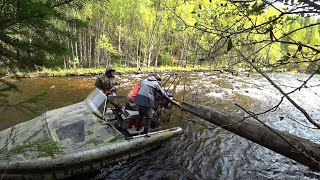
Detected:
[
  {"left": 1, "top": 0, "right": 319, "bottom": 74},
  {"left": 1, "top": 1, "right": 320, "bottom": 178}
]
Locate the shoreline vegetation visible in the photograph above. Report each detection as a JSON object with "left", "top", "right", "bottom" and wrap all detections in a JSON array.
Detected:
[
  {"left": 10, "top": 66, "right": 313, "bottom": 78},
  {"left": 13, "top": 66, "right": 215, "bottom": 78}
]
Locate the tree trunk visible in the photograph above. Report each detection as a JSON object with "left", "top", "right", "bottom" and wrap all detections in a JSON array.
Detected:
[
  {"left": 83, "top": 29, "right": 87, "bottom": 68},
  {"left": 193, "top": 34, "right": 201, "bottom": 68},
  {"left": 143, "top": 46, "right": 147, "bottom": 68},
  {"left": 75, "top": 41, "right": 78, "bottom": 67},
  {"left": 78, "top": 29, "right": 83, "bottom": 67},
  {"left": 70, "top": 38, "right": 74, "bottom": 67},
  {"left": 124, "top": 40, "right": 129, "bottom": 67},
  {"left": 64, "top": 36, "right": 70, "bottom": 68},
  {"left": 179, "top": 37, "right": 185, "bottom": 67},
  {"left": 185, "top": 39, "right": 189, "bottom": 67},
  {"left": 95, "top": 20, "right": 102, "bottom": 67},
  {"left": 173, "top": 101, "right": 320, "bottom": 171},
  {"left": 88, "top": 30, "right": 92, "bottom": 67},
  {"left": 136, "top": 39, "right": 140, "bottom": 68},
  {"left": 63, "top": 57, "right": 67, "bottom": 69},
  {"left": 94, "top": 34, "right": 98, "bottom": 67},
  {"left": 155, "top": 40, "right": 162, "bottom": 68},
  {"left": 147, "top": 44, "right": 153, "bottom": 68},
  {"left": 118, "top": 27, "right": 121, "bottom": 57}
]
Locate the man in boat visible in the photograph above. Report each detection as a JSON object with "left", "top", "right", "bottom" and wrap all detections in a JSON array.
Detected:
[
  {"left": 135, "top": 74, "right": 170, "bottom": 136},
  {"left": 95, "top": 65, "right": 120, "bottom": 96}
]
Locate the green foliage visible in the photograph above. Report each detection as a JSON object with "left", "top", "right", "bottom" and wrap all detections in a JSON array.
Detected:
[
  {"left": 0, "top": 0, "right": 90, "bottom": 115},
  {"left": 2, "top": 0, "right": 320, "bottom": 75},
  {"left": 0, "top": 0, "right": 86, "bottom": 72},
  {"left": 99, "top": 35, "right": 118, "bottom": 55},
  {"left": 68, "top": 57, "right": 80, "bottom": 69}
]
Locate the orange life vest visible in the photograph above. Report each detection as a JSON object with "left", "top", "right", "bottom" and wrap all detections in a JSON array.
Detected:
[{"left": 128, "top": 84, "right": 140, "bottom": 101}]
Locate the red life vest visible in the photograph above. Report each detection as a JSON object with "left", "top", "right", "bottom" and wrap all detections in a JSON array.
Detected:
[{"left": 128, "top": 84, "right": 140, "bottom": 101}]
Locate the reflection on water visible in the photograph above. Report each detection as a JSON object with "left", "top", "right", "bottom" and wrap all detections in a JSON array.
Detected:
[
  {"left": 0, "top": 77, "right": 96, "bottom": 130},
  {"left": 1, "top": 72, "right": 320, "bottom": 179}
]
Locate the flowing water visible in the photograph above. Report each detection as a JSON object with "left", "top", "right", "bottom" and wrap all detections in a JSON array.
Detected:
[{"left": 1, "top": 72, "right": 320, "bottom": 179}]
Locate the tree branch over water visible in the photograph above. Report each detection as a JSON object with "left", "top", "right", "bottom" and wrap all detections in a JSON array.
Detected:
[
  {"left": 166, "top": 0, "right": 320, "bottom": 129},
  {"left": 235, "top": 47, "right": 320, "bottom": 129}
]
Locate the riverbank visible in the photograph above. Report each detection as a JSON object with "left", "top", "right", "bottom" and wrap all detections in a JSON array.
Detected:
[
  {"left": 13, "top": 66, "right": 216, "bottom": 78},
  {"left": 8, "top": 65, "right": 312, "bottom": 78}
]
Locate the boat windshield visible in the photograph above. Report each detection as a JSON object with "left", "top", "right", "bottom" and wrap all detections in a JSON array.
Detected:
[{"left": 84, "top": 88, "right": 108, "bottom": 118}]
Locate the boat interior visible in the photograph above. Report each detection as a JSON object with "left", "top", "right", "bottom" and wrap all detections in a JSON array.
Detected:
[{"left": 85, "top": 88, "right": 161, "bottom": 138}]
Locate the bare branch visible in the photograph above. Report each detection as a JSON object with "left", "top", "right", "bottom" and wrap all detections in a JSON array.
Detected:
[{"left": 235, "top": 48, "right": 320, "bottom": 129}]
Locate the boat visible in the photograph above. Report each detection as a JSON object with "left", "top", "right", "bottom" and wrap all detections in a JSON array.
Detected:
[{"left": 0, "top": 88, "right": 183, "bottom": 180}]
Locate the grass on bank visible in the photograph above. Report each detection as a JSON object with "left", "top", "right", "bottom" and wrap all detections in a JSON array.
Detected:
[
  {"left": 15, "top": 66, "right": 215, "bottom": 77},
  {"left": 9, "top": 64, "right": 311, "bottom": 78}
]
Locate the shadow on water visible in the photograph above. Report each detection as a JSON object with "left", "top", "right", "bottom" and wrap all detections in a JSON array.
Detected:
[{"left": 2, "top": 72, "right": 320, "bottom": 179}]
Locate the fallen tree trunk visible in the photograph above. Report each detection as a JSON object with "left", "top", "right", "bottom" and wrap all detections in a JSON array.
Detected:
[{"left": 173, "top": 101, "right": 320, "bottom": 171}]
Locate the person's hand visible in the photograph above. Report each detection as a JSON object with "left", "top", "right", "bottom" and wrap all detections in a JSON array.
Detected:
[
  {"left": 109, "top": 87, "right": 115, "bottom": 93},
  {"left": 104, "top": 90, "right": 111, "bottom": 95}
]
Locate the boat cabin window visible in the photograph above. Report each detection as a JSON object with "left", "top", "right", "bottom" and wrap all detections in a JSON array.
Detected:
[
  {"left": 84, "top": 88, "right": 108, "bottom": 118},
  {"left": 56, "top": 120, "right": 85, "bottom": 143}
]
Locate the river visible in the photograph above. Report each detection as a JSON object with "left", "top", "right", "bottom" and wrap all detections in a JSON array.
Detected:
[{"left": 1, "top": 71, "right": 320, "bottom": 179}]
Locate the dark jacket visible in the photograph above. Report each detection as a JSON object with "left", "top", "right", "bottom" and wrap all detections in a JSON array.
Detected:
[
  {"left": 95, "top": 74, "right": 119, "bottom": 93},
  {"left": 135, "top": 76, "right": 169, "bottom": 108}
]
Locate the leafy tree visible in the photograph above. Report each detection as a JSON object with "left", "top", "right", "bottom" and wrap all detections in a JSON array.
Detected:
[
  {"left": 160, "top": 0, "right": 320, "bottom": 170},
  {"left": 188, "top": 0, "right": 320, "bottom": 126},
  {"left": 0, "top": 0, "right": 88, "bottom": 113}
]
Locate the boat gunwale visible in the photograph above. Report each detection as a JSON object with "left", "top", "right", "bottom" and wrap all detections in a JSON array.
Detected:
[{"left": 0, "top": 127, "right": 182, "bottom": 171}]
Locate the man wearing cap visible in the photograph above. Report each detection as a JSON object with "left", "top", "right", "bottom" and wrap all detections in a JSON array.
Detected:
[
  {"left": 135, "top": 73, "right": 170, "bottom": 136},
  {"left": 95, "top": 65, "right": 120, "bottom": 96}
]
